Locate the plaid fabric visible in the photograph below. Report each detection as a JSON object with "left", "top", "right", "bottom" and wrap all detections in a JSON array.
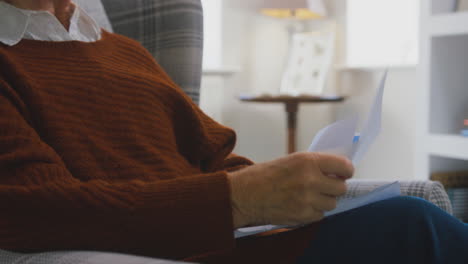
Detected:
[
  {"left": 447, "top": 188, "right": 468, "bottom": 222},
  {"left": 344, "top": 180, "right": 453, "bottom": 215},
  {"left": 101, "top": 0, "right": 204, "bottom": 104},
  {"left": 0, "top": 250, "right": 186, "bottom": 264}
]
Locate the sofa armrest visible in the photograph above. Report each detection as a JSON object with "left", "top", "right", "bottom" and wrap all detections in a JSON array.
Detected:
[
  {"left": 0, "top": 250, "right": 189, "bottom": 264},
  {"left": 1, "top": 181, "right": 451, "bottom": 263},
  {"left": 343, "top": 180, "right": 453, "bottom": 215}
]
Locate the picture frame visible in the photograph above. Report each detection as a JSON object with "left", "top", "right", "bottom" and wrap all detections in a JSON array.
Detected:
[{"left": 280, "top": 30, "right": 335, "bottom": 96}]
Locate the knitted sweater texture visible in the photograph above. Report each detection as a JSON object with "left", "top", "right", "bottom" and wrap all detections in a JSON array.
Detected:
[{"left": 0, "top": 31, "right": 317, "bottom": 263}]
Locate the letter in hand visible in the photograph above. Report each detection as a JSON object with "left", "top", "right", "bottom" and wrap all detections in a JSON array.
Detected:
[{"left": 228, "top": 152, "right": 354, "bottom": 229}]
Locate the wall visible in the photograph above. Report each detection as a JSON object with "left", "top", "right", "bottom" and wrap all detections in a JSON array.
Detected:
[
  {"left": 218, "top": 0, "right": 336, "bottom": 162},
  {"left": 336, "top": 69, "right": 417, "bottom": 180},
  {"left": 200, "top": 0, "right": 418, "bottom": 180}
]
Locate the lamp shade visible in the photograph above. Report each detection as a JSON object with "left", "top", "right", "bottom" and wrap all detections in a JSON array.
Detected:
[{"left": 260, "top": 0, "right": 327, "bottom": 19}]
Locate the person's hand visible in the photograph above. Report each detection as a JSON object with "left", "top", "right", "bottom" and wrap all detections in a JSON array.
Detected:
[{"left": 227, "top": 152, "right": 354, "bottom": 229}]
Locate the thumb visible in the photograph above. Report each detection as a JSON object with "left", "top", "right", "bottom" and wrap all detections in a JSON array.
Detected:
[{"left": 313, "top": 153, "right": 354, "bottom": 180}]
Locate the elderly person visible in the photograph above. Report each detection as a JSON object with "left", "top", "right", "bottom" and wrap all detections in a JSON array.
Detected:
[{"left": 0, "top": 0, "right": 467, "bottom": 263}]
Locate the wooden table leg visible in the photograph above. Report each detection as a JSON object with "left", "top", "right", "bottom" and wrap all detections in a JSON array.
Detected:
[{"left": 285, "top": 102, "right": 299, "bottom": 154}]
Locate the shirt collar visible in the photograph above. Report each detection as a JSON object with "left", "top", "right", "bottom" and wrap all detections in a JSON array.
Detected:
[
  {"left": 0, "top": 2, "right": 30, "bottom": 46},
  {"left": 0, "top": 1, "right": 102, "bottom": 46},
  {"left": 69, "top": 5, "right": 102, "bottom": 42}
]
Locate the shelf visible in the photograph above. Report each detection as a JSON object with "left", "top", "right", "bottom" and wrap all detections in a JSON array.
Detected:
[
  {"left": 428, "top": 134, "right": 468, "bottom": 160},
  {"left": 429, "top": 12, "right": 468, "bottom": 36},
  {"left": 429, "top": 34, "right": 468, "bottom": 134},
  {"left": 334, "top": 64, "right": 416, "bottom": 71},
  {"left": 202, "top": 66, "right": 241, "bottom": 77},
  {"left": 416, "top": 2, "right": 468, "bottom": 179}
]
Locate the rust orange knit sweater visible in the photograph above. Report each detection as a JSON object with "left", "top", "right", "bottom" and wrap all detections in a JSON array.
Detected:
[{"left": 0, "top": 31, "right": 318, "bottom": 263}]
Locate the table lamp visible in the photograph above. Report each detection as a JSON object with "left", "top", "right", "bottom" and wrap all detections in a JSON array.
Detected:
[{"left": 259, "top": 0, "right": 327, "bottom": 20}]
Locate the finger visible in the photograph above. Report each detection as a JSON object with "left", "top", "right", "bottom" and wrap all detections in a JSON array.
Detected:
[
  {"left": 310, "top": 209, "right": 325, "bottom": 223},
  {"left": 299, "top": 207, "right": 325, "bottom": 224},
  {"left": 313, "top": 153, "right": 354, "bottom": 180},
  {"left": 310, "top": 193, "right": 338, "bottom": 212},
  {"left": 316, "top": 175, "right": 348, "bottom": 197}
]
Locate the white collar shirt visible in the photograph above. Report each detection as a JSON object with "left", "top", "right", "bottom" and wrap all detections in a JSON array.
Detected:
[{"left": 0, "top": 1, "right": 102, "bottom": 46}]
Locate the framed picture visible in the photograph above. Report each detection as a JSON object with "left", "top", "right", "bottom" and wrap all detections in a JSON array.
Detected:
[
  {"left": 280, "top": 30, "right": 335, "bottom": 96},
  {"left": 457, "top": 0, "right": 468, "bottom": 11}
]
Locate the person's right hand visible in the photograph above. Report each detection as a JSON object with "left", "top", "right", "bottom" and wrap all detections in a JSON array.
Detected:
[{"left": 227, "top": 152, "right": 354, "bottom": 229}]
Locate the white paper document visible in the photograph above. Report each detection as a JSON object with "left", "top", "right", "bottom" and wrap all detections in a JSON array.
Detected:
[
  {"left": 308, "top": 71, "right": 387, "bottom": 164},
  {"left": 235, "top": 182, "right": 401, "bottom": 238},
  {"left": 324, "top": 181, "right": 401, "bottom": 217},
  {"left": 235, "top": 71, "right": 399, "bottom": 239}
]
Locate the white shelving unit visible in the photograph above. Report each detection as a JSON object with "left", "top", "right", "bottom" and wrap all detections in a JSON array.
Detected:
[
  {"left": 428, "top": 135, "right": 468, "bottom": 160},
  {"left": 429, "top": 12, "right": 468, "bottom": 36},
  {"left": 415, "top": 1, "right": 468, "bottom": 179}
]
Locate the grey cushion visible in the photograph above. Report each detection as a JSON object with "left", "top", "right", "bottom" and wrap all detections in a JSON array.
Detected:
[
  {"left": 0, "top": 250, "right": 187, "bottom": 264},
  {"left": 100, "top": 0, "right": 204, "bottom": 105},
  {"left": 73, "top": 0, "right": 113, "bottom": 32},
  {"left": 344, "top": 180, "right": 453, "bottom": 215}
]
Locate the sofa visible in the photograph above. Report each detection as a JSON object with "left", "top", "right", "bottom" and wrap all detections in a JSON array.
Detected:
[{"left": 0, "top": 0, "right": 453, "bottom": 263}]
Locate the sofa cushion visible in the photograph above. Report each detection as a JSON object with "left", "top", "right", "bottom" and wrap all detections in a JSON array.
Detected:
[
  {"left": 344, "top": 180, "right": 453, "bottom": 215},
  {"left": 100, "top": 0, "right": 204, "bottom": 104},
  {"left": 0, "top": 250, "right": 187, "bottom": 264}
]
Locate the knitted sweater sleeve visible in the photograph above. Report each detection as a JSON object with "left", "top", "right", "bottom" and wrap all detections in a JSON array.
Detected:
[
  {"left": 222, "top": 153, "right": 255, "bottom": 172},
  {"left": 0, "top": 80, "right": 235, "bottom": 260}
]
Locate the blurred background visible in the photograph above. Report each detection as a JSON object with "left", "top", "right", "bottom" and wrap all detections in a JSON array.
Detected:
[{"left": 198, "top": 0, "right": 468, "bottom": 183}]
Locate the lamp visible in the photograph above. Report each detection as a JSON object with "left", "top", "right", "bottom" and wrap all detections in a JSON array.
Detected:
[{"left": 260, "top": 0, "right": 327, "bottom": 20}]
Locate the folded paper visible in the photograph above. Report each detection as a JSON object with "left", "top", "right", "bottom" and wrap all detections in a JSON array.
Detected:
[{"left": 235, "top": 71, "right": 397, "bottom": 238}]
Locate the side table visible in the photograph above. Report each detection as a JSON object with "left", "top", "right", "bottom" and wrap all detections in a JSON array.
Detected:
[{"left": 240, "top": 94, "right": 346, "bottom": 154}]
